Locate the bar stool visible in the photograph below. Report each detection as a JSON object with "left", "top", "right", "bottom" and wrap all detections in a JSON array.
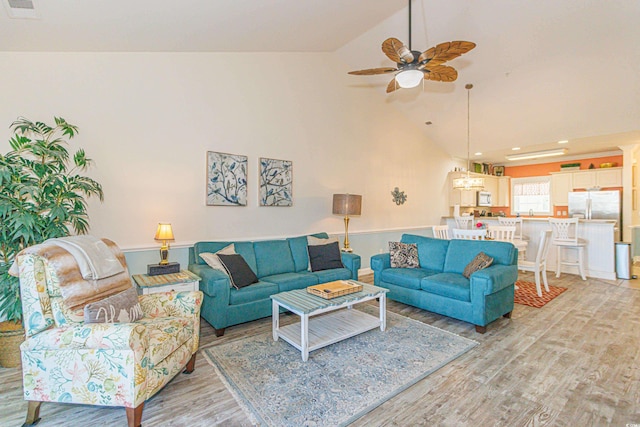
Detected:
[{"left": 549, "top": 218, "right": 587, "bottom": 280}]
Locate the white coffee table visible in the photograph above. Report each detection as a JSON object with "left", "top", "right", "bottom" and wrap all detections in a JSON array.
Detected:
[{"left": 271, "top": 282, "right": 388, "bottom": 361}]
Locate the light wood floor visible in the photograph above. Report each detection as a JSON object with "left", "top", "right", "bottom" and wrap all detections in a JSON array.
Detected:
[{"left": 1, "top": 270, "right": 639, "bottom": 426}]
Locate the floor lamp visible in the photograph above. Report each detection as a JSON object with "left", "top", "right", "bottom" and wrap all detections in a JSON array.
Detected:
[{"left": 332, "top": 194, "right": 362, "bottom": 252}]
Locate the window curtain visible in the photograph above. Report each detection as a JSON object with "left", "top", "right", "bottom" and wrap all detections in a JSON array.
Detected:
[{"left": 513, "top": 179, "right": 550, "bottom": 196}]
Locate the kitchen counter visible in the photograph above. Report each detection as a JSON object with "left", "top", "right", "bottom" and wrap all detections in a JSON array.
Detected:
[
  {"left": 442, "top": 216, "right": 617, "bottom": 280},
  {"left": 442, "top": 216, "right": 616, "bottom": 223}
]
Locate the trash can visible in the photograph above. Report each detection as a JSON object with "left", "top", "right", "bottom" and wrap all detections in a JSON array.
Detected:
[{"left": 615, "top": 242, "right": 632, "bottom": 279}]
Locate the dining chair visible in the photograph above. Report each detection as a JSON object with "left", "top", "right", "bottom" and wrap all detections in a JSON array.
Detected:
[
  {"left": 549, "top": 217, "right": 587, "bottom": 280},
  {"left": 452, "top": 228, "right": 487, "bottom": 240},
  {"left": 497, "top": 217, "right": 525, "bottom": 240},
  {"left": 518, "top": 230, "right": 553, "bottom": 296},
  {"left": 454, "top": 216, "right": 474, "bottom": 230},
  {"left": 487, "top": 225, "right": 516, "bottom": 242},
  {"left": 432, "top": 225, "right": 450, "bottom": 240}
]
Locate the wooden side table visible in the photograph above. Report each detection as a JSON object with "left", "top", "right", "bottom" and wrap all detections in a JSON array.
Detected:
[{"left": 132, "top": 270, "right": 201, "bottom": 295}]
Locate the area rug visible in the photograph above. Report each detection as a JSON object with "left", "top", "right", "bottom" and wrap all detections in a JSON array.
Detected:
[
  {"left": 204, "top": 306, "right": 477, "bottom": 427},
  {"left": 515, "top": 280, "right": 567, "bottom": 308}
]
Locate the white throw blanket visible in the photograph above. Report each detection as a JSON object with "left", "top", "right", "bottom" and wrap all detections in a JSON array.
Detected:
[{"left": 48, "top": 235, "right": 125, "bottom": 280}]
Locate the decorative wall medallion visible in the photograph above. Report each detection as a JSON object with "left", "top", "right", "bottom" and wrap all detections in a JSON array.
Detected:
[
  {"left": 206, "top": 151, "right": 247, "bottom": 206},
  {"left": 259, "top": 157, "right": 293, "bottom": 206},
  {"left": 391, "top": 187, "right": 407, "bottom": 205}
]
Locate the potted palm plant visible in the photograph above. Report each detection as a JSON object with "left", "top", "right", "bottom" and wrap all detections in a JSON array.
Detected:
[{"left": 0, "top": 117, "right": 103, "bottom": 367}]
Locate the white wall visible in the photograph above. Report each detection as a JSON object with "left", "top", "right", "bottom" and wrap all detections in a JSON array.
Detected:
[{"left": 0, "top": 52, "right": 456, "bottom": 259}]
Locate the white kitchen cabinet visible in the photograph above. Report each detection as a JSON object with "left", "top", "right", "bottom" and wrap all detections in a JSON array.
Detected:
[
  {"left": 496, "top": 176, "right": 510, "bottom": 207},
  {"left": 571, "top": 170, "right": 597, "bottom": 189},
  {"left": 551, "top": 172, "right": 572, "bottom": 205},
  {"left": 570, "top": 167, "right": 622, "bottom": 189},
  {"left": 595, "top": 168, "right": 622, "bottom": 187},
  {"left": 483, "top": 176, "right": 498, "bottom": 204}
]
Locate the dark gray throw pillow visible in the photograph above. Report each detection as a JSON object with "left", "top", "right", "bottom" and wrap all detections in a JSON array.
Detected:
[
  {"left": 462, "top": 252, "right": 494, "bottom": 278},
  {"left": 308, "top": 241, "right": 344, "bottom": 272},
  {"left": 84, "top": 287, "right": 143, "bottom": 324},
  {"left": 217, "top": 253, "right": 259, "bottom": 289},
  {"left": 389, "top": 242, "right": 419, "bottom": 268}
]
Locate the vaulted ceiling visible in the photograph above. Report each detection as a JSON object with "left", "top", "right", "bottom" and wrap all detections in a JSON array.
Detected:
[{"left": 2, "top": 0, "right": 639, "bottom": 165}]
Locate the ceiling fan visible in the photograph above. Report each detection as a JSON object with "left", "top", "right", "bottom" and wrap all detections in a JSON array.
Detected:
[{"left": 348, "top": 0, "right": 476, "bottom": 93}]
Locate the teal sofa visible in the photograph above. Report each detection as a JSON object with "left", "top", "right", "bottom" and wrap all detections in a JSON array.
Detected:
[
  {"left": 370, "top": 234, "right": 517, "bottom": 333},
  {"left": 188, "top": 233, "right": 360, "bottom": 336}
]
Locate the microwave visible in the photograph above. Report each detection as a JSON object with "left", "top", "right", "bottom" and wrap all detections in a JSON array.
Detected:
[{"left": 477, "top": 191, "right": 492, "bottom": 207}]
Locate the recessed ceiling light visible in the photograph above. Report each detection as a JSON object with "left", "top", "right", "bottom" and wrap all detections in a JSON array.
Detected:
[
  {"left": 558, "top": 140, "right": 568, "bottom": 144},
  {"left": 512, "top": 147, "right": 521, "bottom": 151},
  {"left": 474, "top": 152, "right": 482, "bottom": 156}
]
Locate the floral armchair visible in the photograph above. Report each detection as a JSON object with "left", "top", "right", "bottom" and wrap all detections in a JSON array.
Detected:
[{"left": 15, "top": 241, "right": 203, "bottom": 427}]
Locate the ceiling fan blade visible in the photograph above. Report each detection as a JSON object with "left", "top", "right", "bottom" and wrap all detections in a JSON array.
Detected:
[
  {"left": 423, "top": 65, "right": 458, "bottom": 82},
  {"left": 419, "top": 41, "right": 476, "bottom": 66},
  {"left": 382, "top": 38, "right": 414, "bottom": 64},
  {"left": 348, "top": 67, "right": 398, "bottom": 76},
  {"left": 386, "top": 77, "right": 400, "bottom": 93}
]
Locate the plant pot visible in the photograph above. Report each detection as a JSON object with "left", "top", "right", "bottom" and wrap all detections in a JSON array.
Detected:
[{"left": 0, "top": 320, "right": 24, "bottom": 368}]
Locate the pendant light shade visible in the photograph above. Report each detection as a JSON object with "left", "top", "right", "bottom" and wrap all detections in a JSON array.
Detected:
[{"left": 452, "top": 83, "right": 484, "bottom": 191}]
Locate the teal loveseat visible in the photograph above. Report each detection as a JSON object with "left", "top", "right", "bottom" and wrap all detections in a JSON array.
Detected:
[
  {"left": 370, "top": 234, "right": 517, "bottom": 333},
  {"left": 188, "top": 233, "right": 360, "bottom": 336}
]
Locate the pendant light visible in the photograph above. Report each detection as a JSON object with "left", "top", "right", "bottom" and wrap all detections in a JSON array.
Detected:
[{"left": 452, "top": 84, "right": 484, "bottom": 190}]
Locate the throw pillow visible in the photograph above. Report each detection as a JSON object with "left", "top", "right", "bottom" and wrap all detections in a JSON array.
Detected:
[
  {"left": 199, "top": 244, "right": 236, "bottom": 275},
  {"left": 389, "top": 242, "right": 420, "bottom": 268},
  {"left": 216, "top": 253, "right": 259, "bottom": 289},
  {"left": 306, "top": 236, "right": 341, "bottom": 271},
  {"left": 462, "top": 252, "right": 494, "bottom": 278},
  {"left": 308, "top": 241, "right": 344, "bottom": 272},
  {"left": 84, "top": 287, "right": 143, "bottom": 324}
]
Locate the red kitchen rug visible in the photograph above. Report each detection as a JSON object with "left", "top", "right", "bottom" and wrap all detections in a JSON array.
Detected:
[{"left": 514, "top": 280, "right": 567, "bottom": 308}]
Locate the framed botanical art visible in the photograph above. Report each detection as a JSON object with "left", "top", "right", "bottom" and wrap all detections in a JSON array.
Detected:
[
  {"left": 206, "top": 151, "right": 247, "bottom": 206},
  {"left": 259, "top": 157, "right": 293, "bottom": 206}
]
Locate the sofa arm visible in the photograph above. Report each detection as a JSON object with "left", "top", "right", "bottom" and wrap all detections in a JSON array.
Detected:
[
  {"left": 341, "top": 252, "right": 361, "bottom": 279},
  {"left": 370, "top": 253, "right": 391, "bottom": 272},
  {"left": 139, "top": 291, "right": 203, "bottom": 318},
  {"left": 21, "top": 322, "right": 148, "bottom": 351},
  {"left": 470, "top": 264, "right": 518, "bottom": 295}
]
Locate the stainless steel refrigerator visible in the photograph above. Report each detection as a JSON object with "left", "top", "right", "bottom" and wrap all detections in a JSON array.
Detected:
[{"left": 568, "top": 190, "right": 621, "bottom": 241}]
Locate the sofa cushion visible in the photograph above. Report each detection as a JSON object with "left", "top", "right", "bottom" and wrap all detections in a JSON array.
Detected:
[
  {"left": 380, "top": 267, "right": 439, "bottom": 290},
  {"left": 309, "top": 268, "right": 352, "bottom": 283},
  {"left": 462, "top": 252, "right": 494, "bottom": 278},
  {"left": 254, "top": 240, "right": 295, "bottom": 277},
  {"left": 420, "top": 273, "right": 471, "bottom": 302},
  {"left": 217, "top": 254, "right": 259, "bottom": 289},
  {"left": 401, "top": 234, "right": 450, "bottom": 272},
  {"left": 261, "top": 272, "right": 318, "bottom": 292},
  {"left": 139, "top": 316, "right": 194, "bottom": 368},
  {"left": 389, "top": 242, "right": 419, "bottom": 268},
  {"left": 443, "top": 239, "right": 515, "bottom": 275},
  {"left": 288, "top": 236, "right": 310, "bottom": 272},
  {"left": 228, "top": 281, "right": 280, "bottom": 306},
  {"left": 308, "top": 241, "right": 343, "bottom": 272}
]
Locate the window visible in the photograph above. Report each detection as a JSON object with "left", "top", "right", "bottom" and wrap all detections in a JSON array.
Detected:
[{"left": 511, "top": 177, "right": 551, "bottom": 215}]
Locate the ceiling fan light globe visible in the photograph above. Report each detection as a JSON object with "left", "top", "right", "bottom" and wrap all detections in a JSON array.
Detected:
[{"left": 395, "top": 69, "right": 423, "bottom": 88}]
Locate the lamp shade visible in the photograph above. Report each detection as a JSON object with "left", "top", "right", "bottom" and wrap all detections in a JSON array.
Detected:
[
  {"left": 395, "top": 69, "right": 423, "bottom": 88},
  {"left": 154, "top": 223, "right": 174, "bottom": 241},
  {"left": 332, "top": 194, "right": 362, "bottom": 216}
]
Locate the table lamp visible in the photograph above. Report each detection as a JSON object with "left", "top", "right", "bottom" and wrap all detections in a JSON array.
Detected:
[
  {"left": 148, "top": 223, "right": 180, "bottom": 276},
  {"left": 332, "top": 194, "right": 362, "bottom": 252}
]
